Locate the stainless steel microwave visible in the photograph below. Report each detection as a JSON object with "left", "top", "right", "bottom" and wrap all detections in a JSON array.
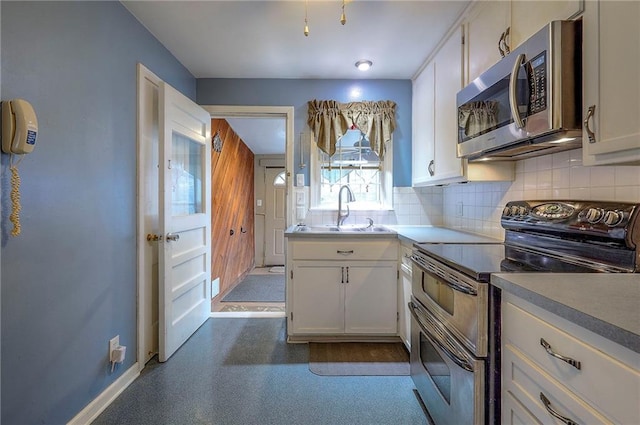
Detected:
[{"left": 456, "top": 20, "right": 582, "bottom": 161}]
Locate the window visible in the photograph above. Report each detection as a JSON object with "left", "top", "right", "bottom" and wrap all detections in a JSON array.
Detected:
[{"left": 311, "top": 129, "right": 392, "bottom": 210}]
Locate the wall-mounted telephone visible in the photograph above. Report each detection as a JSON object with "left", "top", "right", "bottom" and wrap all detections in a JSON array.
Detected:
[
  {"left": 2, "top": 99, "right": 38, "bottom": 154},
  {"left": 2, "top": 99, "right": 39, "bottom": 237}
]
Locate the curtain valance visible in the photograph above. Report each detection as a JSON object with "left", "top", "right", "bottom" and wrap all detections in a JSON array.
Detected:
[{"left": 307, "top": 99, "right": 397, "bottom": 159}]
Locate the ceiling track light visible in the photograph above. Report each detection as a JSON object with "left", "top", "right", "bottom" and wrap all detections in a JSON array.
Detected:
[
  {"left": 340, "top": 0, "right": 347, "bottom": 25},
  {"left": 355, "top": 60, "right": 373, "bottom": 71}
]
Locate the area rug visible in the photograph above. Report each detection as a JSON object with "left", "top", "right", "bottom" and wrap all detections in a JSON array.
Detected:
[
  {"left": 309, "top": 342, "right": 410, "bottom": 376},
  {"left": 221, "top": 274, "right": 285, "bottom": 302}
]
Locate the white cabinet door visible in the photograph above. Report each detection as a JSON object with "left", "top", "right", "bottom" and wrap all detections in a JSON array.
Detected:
[
  {"left": 510, "top": 0, "right": 583, "bottom": 49},
  {"left": 344, "top": 263, "right": 397, "bottom": 334},
  {"left": 582, "top": 0, "right": 640, "bottom": 165},
  {"left": 465, "top": 1, "right": 510, "bottom": 84},
  {"left": 433, "top": 25, "right": 465, "bottom": 183},
  {"left": 290, "top": 262, "right": 344, "bottom": 334},
  {"left": 412, "top": 62, "right": 435, "bottom": 186}
]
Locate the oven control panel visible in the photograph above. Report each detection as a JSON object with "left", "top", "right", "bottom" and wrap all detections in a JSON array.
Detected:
[{"left": 501, "top": 200, "right": 639, "bottom": 243}]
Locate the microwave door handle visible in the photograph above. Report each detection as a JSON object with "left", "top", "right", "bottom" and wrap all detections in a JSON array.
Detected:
[{"left": 509, "top": 53, "right": 526, "bottom": 129}]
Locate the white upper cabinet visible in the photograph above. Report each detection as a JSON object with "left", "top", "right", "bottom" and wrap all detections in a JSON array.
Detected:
[
  {"left": 510, "top": 0, "right": 584, "bottom": 47},
  {"left": 582, "top": 0, "right": 640, "bottom": 165},
  {"left": 464, "top": 1, "right": 511, "bottom": 84},
  {"left": 433, "top": 25, "right": 466, "bottom": 183},
  {"left": 412, "top": 25, "right": 513, "bottom": 186},
  {"left": 412, "top": 61, "right": 435, "bottom": 186},
  {"left": 464, "top": 0, "right": 583, "bottom": 85}
]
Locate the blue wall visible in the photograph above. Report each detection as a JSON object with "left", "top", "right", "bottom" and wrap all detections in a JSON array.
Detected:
[
  {"left": 197, "top": 79, "right": 413, "bottom": 186},
  {"left": 1, "top": 2, "right": 195, "bottom": 423}
]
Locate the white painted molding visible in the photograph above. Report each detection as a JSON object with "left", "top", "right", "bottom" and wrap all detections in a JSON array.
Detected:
[{"left": 66, "top": 363, "right": 140, "bottom": 425}]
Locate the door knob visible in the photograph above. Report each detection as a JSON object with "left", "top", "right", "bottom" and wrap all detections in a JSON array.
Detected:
[{"left": 166, "top": 233, "right": 180, "bottom": 242}]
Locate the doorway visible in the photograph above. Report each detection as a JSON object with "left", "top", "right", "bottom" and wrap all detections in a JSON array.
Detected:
[
  {"left": 203, "top": 106, "right": 294, "bottom": 318},
  {"left": 136, "top": 80, "right": 295, "bottom": 368}
]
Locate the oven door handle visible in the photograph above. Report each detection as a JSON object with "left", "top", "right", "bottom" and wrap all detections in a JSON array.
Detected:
[
  {"left": 409, "top": 302, "right": 475, "bottom": 372},
  {"left": 411, "top": 255, "right": 478, "bottom": 296},
  {"left": 442, "top": 278, "right": 477, "bottom": 296}
]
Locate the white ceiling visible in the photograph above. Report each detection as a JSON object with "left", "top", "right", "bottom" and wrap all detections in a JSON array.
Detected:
[
  {"left": 225, "top": 116, "right": 286, "bottom": 155},
  {"left": 123, "top": 0, "right": 470, "bottom": 153}
]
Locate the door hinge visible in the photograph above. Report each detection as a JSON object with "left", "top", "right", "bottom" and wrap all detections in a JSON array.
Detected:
[
  {"left": 397, "top": 269, "right": 400, "bottom": 280},
  {"left": 290, "top": 312, "right": 293, "bottom": 321},
  {"left": 397, "top": 312, "right": 400, "bottom": 322},
  {"left": 290, "top": 270, "right": 293, "bottom": 279}
]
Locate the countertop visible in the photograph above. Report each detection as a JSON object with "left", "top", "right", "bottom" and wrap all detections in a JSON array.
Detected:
[
  {"left": 491, "top": 273, "right": 640, "bottom": 353},
  {"left": 384, "top": 225, "right": 502, "bottom": 245}
]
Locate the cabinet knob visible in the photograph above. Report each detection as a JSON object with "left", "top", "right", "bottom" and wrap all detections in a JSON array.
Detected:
[{"left": 428, "top": 160, "right": 435, "bottom": 176}]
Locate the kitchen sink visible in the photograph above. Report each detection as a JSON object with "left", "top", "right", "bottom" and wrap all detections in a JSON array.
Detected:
[{"left": 292, "top": 224, "right": 395, "bottom": 234}]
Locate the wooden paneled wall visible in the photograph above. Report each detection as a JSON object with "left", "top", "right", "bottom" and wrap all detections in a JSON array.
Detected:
[{"left": 211, "top": 119, "right": 255, "bottom": 299}]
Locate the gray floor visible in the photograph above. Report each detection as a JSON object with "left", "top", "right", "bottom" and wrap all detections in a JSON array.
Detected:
[{"left": 93, "top": 318, "right": 427, "bottom": 425}]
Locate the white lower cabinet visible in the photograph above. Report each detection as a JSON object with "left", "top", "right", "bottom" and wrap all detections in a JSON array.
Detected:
[
  {"left": 398, "top": 243, "right": 413, "bottom": 349},
  {"left": 502, "top": 293, "right": 640, "bottom": 425},
  {"left": 287, "top": 238, "right": 398, "bottom": 338}
]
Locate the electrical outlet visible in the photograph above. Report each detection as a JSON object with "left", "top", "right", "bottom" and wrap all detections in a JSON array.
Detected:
[{"left": 109, "top": 335, "right": 120, "bottom": 361}]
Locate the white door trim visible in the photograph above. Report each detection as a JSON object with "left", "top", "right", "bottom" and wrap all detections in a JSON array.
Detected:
[
  {"left": 201, "top": 105, "right": 295, "bottom": 229},
  {"left": 136, "top": 63, "right": 162, "bottom": 370}
]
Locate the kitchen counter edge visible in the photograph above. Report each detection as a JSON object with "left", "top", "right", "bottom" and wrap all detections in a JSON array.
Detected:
[{"left": 491, "top": 273, "right": 640, "bottom": 354}]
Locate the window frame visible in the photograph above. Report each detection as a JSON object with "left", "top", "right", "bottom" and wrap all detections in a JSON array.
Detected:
[{"left": 309, "top": 131, "right": 393, "bottom": 211}]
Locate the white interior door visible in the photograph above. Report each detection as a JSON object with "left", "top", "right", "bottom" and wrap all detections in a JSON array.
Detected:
[
  {"left": 264, "top": 167, "right": 286, "bottom": 265},
  {"left": 158, "top": 82, "right": 211, "bottom": 362}
]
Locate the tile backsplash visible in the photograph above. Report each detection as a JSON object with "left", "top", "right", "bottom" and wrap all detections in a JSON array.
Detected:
[
  {"left": 301, "top": 149, "right": 639, "bottom": 239},
  {"left": 442, "top": 149, "right": 640, "bottom": 239}
]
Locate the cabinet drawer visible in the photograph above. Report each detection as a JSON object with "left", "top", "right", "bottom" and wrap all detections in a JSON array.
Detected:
[
  {"left": 291, "top": 240, "right": 397, "bottom": 261},
  {"left": 503, "top": 300, "right": 640, "bottom": 424},
  {"left": 503, "top": 345, "right": 612, "bottom": 424},
  {"left": 502, "top": 391, "right": 541, "bottom": 425}
]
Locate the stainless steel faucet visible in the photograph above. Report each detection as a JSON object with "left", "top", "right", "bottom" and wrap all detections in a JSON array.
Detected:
[{"left": 337, "top": 185, "right": 356, "bottom": 227}]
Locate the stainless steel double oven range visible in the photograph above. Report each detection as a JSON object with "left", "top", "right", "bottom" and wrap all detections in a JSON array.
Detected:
[{"left": 409, "top": 200, "right": 640, "bottom": 425}]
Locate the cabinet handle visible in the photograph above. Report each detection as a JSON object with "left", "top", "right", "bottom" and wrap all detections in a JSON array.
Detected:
[
  {"left": 241, "top": 226, "right": 247, "bottom": 233},
  {"left": 503, "top": 26, "right": 511, "bottom": 55},
  {"left": 540, "top": 338, "right": 581, "bottom": 370},
  {"left": 337, "top": 250, "right": 354, "bottom": 255},
  {"left": 584, "top": 105, "right": 596, "bottom": 144},
  {"left": 498, "top": 31, "right": 506, "bottom": 58},
  {"left": 341, "top": 266, "right": 345, "bottom": 284},
  {"left": 346, "top": 266, "right": 349, "bottom": 283},
  {"left": 427, "top": 160, "right": 435, "bottom": 176},
  {"left": 540, "top": 392, "right": 580, "bottom": 425}
]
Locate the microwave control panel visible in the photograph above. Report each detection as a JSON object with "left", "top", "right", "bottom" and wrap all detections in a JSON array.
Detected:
[{"left": 528, "top": 52, "right": 547, "bottom": 115}]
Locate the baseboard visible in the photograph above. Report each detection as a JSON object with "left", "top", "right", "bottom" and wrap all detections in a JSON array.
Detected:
[{"left": 67, "top": 362, "right": 140, "bottom": 425}]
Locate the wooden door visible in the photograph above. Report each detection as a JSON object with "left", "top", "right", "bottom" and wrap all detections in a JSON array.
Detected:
[{"left": 158, "top": 82, "right": 211, "bottom": 362}]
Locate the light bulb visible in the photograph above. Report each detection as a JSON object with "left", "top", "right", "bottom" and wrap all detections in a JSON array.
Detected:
[{"left": 355, "top": 60, "right": 372, "bottom": 71}]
